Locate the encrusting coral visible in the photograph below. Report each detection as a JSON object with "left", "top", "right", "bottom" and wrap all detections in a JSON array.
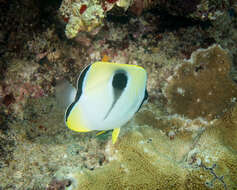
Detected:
[
  {"left": 66, "top": 125, "right": 188, "bottom": 190},
  {"left": 164, "top": 44, "right": 237, "bottom": 120},
  {"left": 217, "top": 104, "right": 237, "bottom": 153},
  {"left": 64, "top": 111, "right": 237, "bottom": 189}
]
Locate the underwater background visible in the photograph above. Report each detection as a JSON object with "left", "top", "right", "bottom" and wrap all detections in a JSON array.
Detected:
[{"left": 0, "top": 0, "right": 237, "bottom": 189}]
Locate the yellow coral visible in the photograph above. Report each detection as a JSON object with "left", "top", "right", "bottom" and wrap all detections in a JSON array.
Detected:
[
  {"left": 60, "top": 0, "right": 104, "bottom": 39},
  {"left": 65, "top": 17, "right": 83, "bottom": 39}
]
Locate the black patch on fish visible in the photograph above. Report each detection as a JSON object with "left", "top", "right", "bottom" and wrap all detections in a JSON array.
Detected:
[
  {"left": 65, "top": 64, "right": 91, "bottom": 121},
  {"left": 112, "top": 71, "right": 127, "bottom": 89},
  {"left": 137, "top": 88, "right": 148, "bottom": 112},
  {"left": 104, "top": 70, "right": 127, "bottom": 119}
]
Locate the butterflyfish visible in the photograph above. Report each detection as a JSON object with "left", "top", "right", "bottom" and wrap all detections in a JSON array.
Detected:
[{"left": 65, "top": 61, "right": 148, "bottom": 144}]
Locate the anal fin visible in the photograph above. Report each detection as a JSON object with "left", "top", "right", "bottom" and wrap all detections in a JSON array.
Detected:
[{"left": 112, "top": 128, "right": 120, "bottom": 144}]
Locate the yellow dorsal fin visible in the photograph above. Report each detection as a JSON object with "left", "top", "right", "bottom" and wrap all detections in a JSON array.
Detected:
[
  {"left": 96, "top": 130, "right": 106, "bottom": 136},
  {"left": 112, "top": 128, "right": 120, "bottom": 144},
  {"left": 101, "top": 55, "right": 110, "bottom": 62}
]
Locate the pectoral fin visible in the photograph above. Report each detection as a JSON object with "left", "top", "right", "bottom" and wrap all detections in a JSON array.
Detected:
[{"left": 112, "top": 128, "right": 120, "bottom": 144}]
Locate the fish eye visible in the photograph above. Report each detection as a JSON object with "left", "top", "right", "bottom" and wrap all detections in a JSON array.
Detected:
[{"left": 112, "top": 71, "right": 127, "bottom": 90}]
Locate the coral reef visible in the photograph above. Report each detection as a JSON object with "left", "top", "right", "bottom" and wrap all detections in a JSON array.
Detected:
[
  {"left": 66, "top": 125, "right": 188, "bottom": 190},
  {"left": 60, "top": 0, "right": 105, "bottom": 38},
  {"left": 164, "top": 45, "right": 237, "bottom": 120},
  {"left": 0, "top": 97, "right": 108, "bottom": 189},
  {"left": 45, "top": 45, "right": 237, "bottom": 190},
  {"left": 59, "top": 0, "right": 232, "bottom": 38},
  {"left": 1, "top": 0, "right": 237, "bottom": 188},
  {"left": 218, "top": 104, "right": 237, "bottom": 152},
  {"left": 64, "top": 104, "right": 237, "bottom": 189}
]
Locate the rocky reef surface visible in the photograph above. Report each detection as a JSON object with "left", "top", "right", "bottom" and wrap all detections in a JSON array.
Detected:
[
  {"left": 0, "top": 0, "right": 237, "bottom": 189},
  {"left": 59, "top": 0, "right": 235, "bottom": 38}
]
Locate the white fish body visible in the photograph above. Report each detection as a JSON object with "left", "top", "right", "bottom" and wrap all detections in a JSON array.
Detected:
[{"left": 65, "top": 62, "right": 148, "bottom": 143}]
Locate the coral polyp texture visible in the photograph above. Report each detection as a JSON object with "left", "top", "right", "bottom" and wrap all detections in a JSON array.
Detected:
[
  {"left": 66, "top": 126, "right": 188, "bottom": 190},
  {"left": 64, "top": 104, "right": 237, "bottom": 189},
  {"left": 164, "top": 45, "right": 237, "bottom": 120},
  {"left": 218, "top": 104, "right": 237, "bottom": 152}
]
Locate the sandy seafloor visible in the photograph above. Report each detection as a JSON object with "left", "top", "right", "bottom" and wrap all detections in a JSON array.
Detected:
[{"left": 0, "top": 0, "right": 237, "bottom": 189}]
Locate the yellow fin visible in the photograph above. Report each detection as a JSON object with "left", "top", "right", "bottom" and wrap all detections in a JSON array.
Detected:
[
  {"left": 112, "top": 128, "right": 120, "bottom": 144},
  {"left": 67, "top": 119, "right": 91, "bottom": 132},
  {"left": 96, "top": 130, "right": 106, "bottom": 136},
  {"left": 101, "top": 55, "right": 110, "bottom": 62},
  {"left": 66, "top": 108, "right": 91, "bottom": 132}
]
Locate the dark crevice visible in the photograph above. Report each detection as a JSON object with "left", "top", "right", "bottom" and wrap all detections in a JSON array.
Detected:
[{"left": 150, "top": 10, "right": 212, "bottom": 32}]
